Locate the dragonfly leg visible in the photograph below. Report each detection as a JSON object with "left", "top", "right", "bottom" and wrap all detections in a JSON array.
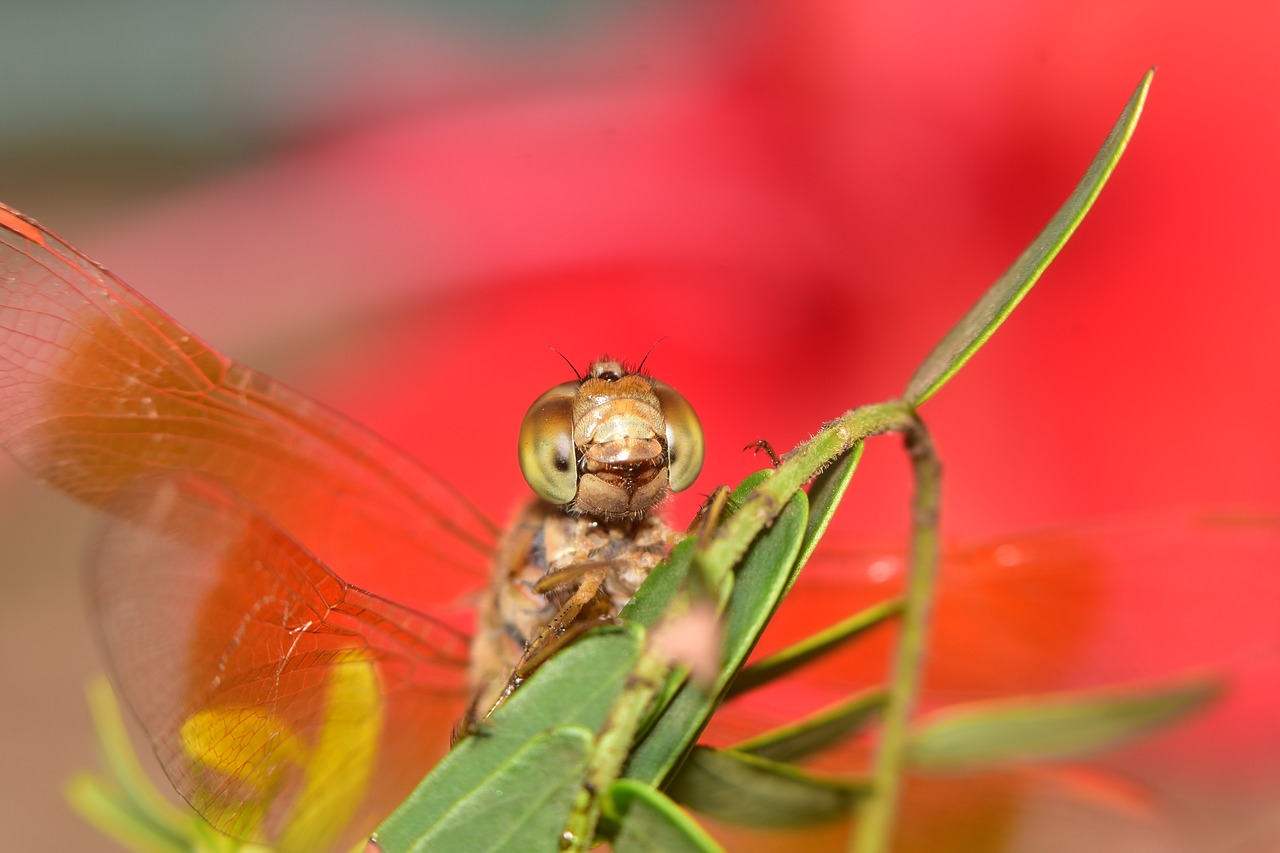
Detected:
[
  {"left": 687, "top": 485, "right": 731, "bottom": 538},
  {"left": 743, "top": 438, "right": 783, "bottom": 467},
  {"left": 462, "top": 563, "right": 614, "bottom": 732},
  {"left": 517, "top": 564, "right": 611, "bottom": 675}
]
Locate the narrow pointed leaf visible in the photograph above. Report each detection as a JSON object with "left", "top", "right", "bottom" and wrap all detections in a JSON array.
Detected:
[
  {"left": 605, "top": 780, "right": 727, "bottom": 853},
  {"left": 65, "top": 773, "right": 189, "bottom": 853},
  {"left": 715, "top": 493, "right": 809, "bottom": 667},
  {"left": 794, "top": 444, "right": 863, "bottom": 576},
  {"left": 90, "top": 677, "right": 192, "bottom": 832},
  {"left": 732, "top": 688, "right": 888, "bottom": 763},
  {"left": 908, "top": 674, "right": 1221, "bottom": 772},
  {"left": 66, "top": 679, "right": 193, "bottom": 853},
  {"left": 666, "top": 746, "right": 869, "bottom": 827},
  {"left": 621, "top": 537, "right": 699, "bottom": 628},
  {"left": 905, "top": 68, "right": 1154, "bottom": 406},
  {"left": 727, "top": 598, "right": 900, "bottom": 698}
]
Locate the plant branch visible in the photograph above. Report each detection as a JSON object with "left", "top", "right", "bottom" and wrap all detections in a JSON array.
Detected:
[
  {"left": 697, "top": 400, "right": 917, "bottom": 595},
  {"left": 562, "top": 624, "right": 678, "bottom": 851},
  {"left": 850, "top": 415, "right": 942, "bottom": 853}
]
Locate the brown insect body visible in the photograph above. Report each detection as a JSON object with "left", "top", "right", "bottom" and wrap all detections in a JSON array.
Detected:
[
  {"left": 468, "top": 502, "right": 680, "bottom": 717},
  {"left": 467, "top": 358, "right": 704, "bottom": 724}
]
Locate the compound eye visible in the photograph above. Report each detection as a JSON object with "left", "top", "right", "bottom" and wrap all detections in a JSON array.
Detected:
[
  {"left": 653, "top": 381, "right": 704, "bottom": 493},
  {"left": 518, "top": 382, "right": 579, "bottom": 504}
]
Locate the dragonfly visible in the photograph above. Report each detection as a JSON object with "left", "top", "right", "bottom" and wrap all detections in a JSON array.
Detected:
[
  {"left": 2, "top": 202, "right": 1278, "bottom": 852},
  {"left": 469, "top": 354, "right": 704, "bottom": 723}
]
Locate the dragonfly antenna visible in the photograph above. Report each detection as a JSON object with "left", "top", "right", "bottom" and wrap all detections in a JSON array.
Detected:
[
  {"left": 547, "top": 346, "right": 583, "bottom": 381},
  {"left": 636, "top": 336, "right": 668, "bottom": 374}
]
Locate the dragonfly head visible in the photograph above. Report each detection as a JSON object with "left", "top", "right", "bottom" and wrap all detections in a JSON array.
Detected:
[{"left": 518, "top": 358, "right": 703, "bottom": 521}]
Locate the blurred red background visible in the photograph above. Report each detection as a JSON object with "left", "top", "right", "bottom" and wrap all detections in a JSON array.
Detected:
[{"left": 0, "top": 1, "right": 1276, "bottom": 850}]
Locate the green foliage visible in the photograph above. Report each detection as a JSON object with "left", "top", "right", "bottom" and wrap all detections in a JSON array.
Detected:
[
  {"left": 726, "top": 600, "right": 899, "bottom": 699},
  {"left": 904, "top": 68, "right": 1154, "bottom": 406},
  {"left": 382, "top": 728, "right": 593, "bottom": 853},
  {"left": 604, "top": 781, "right": 727, "bottom": 853},
  {"left": 908, "top": 676, "right": 1222, "bottom": 771},
  {"left": 664, "top": 747, "right": 868, "bottom": 828},
  {"left": 376, "top": 627, "right": 643, "bottom": 851},
  {"left": 730, "top": 689, "right": 888, "bottom": 764}
]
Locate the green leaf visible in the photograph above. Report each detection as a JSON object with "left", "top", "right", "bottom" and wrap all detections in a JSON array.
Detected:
[
  {"left": 908, "top": 674, "right": 1221, "bottom": 772},
  {"left": 726, "top": 597, "right": 900, "bottom": 698},
  {"left": 604, "top": 780, "right": 727, "bottom": 853},
  {"left": 793, "top": 444, "right": 863, "bottom": 578},
  {"left": 725, "top": 469, "right": 775, "bottom": 515},
  {"left": 65, "top": 773, "right": 189, "bottom": 853},
  {"left": 378, "top": 727, "right": 593, "bottom": 853},
  {"left": 621, "top": 536, "right": 699, "bottom": 628},
  {"left": 376, "top": 626, "right": 644, "bottom": 852},
  {"left": 66, "top": 678, "right": 195, "bottom": 853},
  {"left": 625, "top": 492, "right": 810, "bottom": 784},
  {"left": 665, "top": 746, "right": 868, "bottom": 828},
  {"left": 731, "top": 688, "right": 888, "bottom": 764},
  {"left": 904, "top": 68, "right": 1154, "bottom": 406}
]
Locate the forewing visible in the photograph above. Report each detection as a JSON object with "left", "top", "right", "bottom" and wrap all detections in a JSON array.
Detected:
[
  {"left": 704, "top": 512, "right": 1280, "bottom": 850},
  {"left": 740, "top": 510, "right": 1280, "bottom": 711},
  {"left": 0, "top": 203, "right": 496, "bottom": 607},
  {"left": 92, "top": 474, "right": 470, "bottom": 852}
]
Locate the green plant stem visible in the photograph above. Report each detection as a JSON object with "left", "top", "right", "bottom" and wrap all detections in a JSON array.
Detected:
[
  {"left": 690, "top": 396, "right": 937, "bottom": 851},
  {"left": 851, "top": 417, "right": 941, "bottom": 853},
  {"left": 562, "top": 626, "right": 676, "bottom": 852},
  {"left": 698, "top": 400, "right": 916, "bottom": 594}
]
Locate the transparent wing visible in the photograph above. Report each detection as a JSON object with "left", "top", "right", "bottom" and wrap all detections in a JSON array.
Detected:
[
  {"left": 706, "top": 510, "right": 1280, "bottom": 852},
  {"left": 92, "top": 474, "right": 470, "bottom": 852},
  {"left": 0, "top": 203, "right": 497, "bottom": 606},
  {"left": 0, "top": 203, "right": 495, "bottom": 848},
  {"left": 751, "top": 510, "right": 1280, "bottom": 705}
]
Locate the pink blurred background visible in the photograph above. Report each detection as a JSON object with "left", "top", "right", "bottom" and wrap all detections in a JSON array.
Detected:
[{"left": 1, "top": 1, "right": 1276, "bottom": 850}]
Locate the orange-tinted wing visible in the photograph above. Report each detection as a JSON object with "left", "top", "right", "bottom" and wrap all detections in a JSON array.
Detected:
[
  {"left": 748, "top": 510, "right": 1280, "bottom": 709},
  {"left": 0, "top": 203, "right": 495, "bottom": 848},
  {"left": 93, "top": 474, "right": 470, "bottom": 852},
  {"left": 0, "top": 203, "right": 497, "bottom": 607},
  {"left": 706, "top": 511, "right": 1280, "bottom": 852}
]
